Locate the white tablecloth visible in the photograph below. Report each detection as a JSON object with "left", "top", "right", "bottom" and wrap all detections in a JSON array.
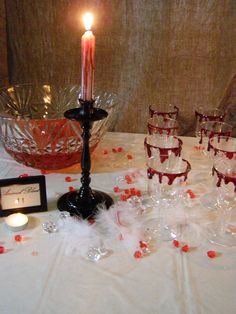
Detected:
[{"left": 0, "top": 132, "right": 235, "bottom": 314}]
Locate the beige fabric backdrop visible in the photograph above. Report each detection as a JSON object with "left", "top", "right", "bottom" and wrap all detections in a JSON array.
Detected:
[{"left": 5, "top": 0, "right": 236, "bottom": 135}]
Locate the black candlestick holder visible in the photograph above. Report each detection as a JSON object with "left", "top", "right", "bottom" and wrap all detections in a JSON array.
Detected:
[{"left": 57, "top": 99, "right": 114, "bottom": 219}]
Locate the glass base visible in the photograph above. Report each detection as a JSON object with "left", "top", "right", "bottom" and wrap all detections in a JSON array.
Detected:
[{"left": 207, "top": 223, "right": 236, "bottom": 247}]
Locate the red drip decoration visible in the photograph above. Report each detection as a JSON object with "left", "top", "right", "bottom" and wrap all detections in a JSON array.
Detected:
[
  {"left": 199, "top": 127, "right": 232, "bottom": 151},
  {"left": 144, "top": 137, "right": 182, "bottom": 163},
  {"left": 212, "top": 166, "right": 236, "bottom": 192},
  {"left": 149, "top": 105, "right": 179, "bottom": 119},
  {"left": 209, "top": 138, "right": 236, "bottom": 160},
  {"left": 147, "top": 159, "right": 191, "bottom": 185},
  {"left": 195, "top": 111, "right": 225, "bottom": 123}
]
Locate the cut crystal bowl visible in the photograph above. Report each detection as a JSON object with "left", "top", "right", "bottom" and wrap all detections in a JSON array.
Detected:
[{"left": 0, "top": 84, "right": 118, "bottom": 170}]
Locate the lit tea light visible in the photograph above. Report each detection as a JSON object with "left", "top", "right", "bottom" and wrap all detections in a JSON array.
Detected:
[{"left": 5, "top": 213, "right": 28, "bottom": 232}]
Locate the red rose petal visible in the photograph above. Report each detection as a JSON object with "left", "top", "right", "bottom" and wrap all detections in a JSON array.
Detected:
[
  {"left": 207, "top": 250, "right": 217, "bottom": 258},
  {"left": 127, "top": 154, "right": 133, "bottom": 160},
  {"left": 181, "top": 245, "right": 189, "bottom": 253},
  {"left": 112, "top": 148, "right": 117, "bottom": 153},
  {"left": 136, "top": 190, "right": 142, "bottom": 197},
  {"left": 0, "top": 246, "right": 5, "bottom": 254},
  {"left": 69, "top": 186, "right": 75, "bottom": 192},
  {"left": 134, "top": 250, "right": 142, "bottom": 259},
  {"left": 103, "top": 149, "right": 108, "bottom": 155},
  {"left": 124, "top": 189, "right": 130, "bottom": 195},
  {"left": 117, "top": 147, "right": 123, "bottom": 152}
]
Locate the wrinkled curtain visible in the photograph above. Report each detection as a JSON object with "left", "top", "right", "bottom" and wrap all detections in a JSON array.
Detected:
[{"left": 5, "top": 0, "right": 236, "bottom": 135}]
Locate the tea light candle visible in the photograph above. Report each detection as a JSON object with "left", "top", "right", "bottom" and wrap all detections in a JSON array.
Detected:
[
  {"left": 5, "top": 213, "right": 28, "bottom": 232},
  {"left": 81, "top": 12, "right": 95, "bottom": 101}
]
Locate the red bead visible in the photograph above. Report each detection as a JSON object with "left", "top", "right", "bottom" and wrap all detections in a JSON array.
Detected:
[
  {"left": 127, "top": 154, "right": 133, "bottom": 160},
  {"left": 0, "top": 246, "right": 5, "bottom": 254},
  {"left": 113, "top": 186, "right": 121, "bottom": 193},
  {"left": 117, "top": 147, "right": 123, "bottom": 152},
  {"left": 65, "top": 176, "right": 72, "bottom": 182},
  {"left": 103, "top": 149, "right": 108, "bottom": 154},
  {"left": 207, "top": 250, "right": 217, "bottom": 258},
  {"left": 14, "top": 234, "right": 23, "bottom": 242},
  {"left": 88, "top": 218, "right": 96, "bottom": 225},
  {"left": 19, "top": 173, "right": 29, "bottom": 178},
  {"left": 112, "top": 148, "right": 117, "bottom": 153},
  {"left": 139, "top": 241, "right": 148, "bottom": 249},
  {"left": 134, "top": 250, "right": 142, "bottom": 258},
  {"left": 186, "top": 189, "right": 197, "bottom": 199},
  {"left": 118, "top": 233, "right": 124, "bottom": 240},
  {"left": 69, "top": 186, "right": 75, "bottom": 192},
  {"left": 181, "top": 245, "right": 190, "bottom": 253},
  {"left": 173, "top": 239, "right": 180, "bottom": 247},
  {"left": 120, "top": 194, "right": 128, "bottom": 201},
  {"left": 41, "top": 170, "right": 49, "bottom": 175},
  {"left": 130, "top": 188, "right": 136, "bottom": 196}
]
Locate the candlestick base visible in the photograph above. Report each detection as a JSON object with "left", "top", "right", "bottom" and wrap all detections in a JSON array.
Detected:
[
  {"left": 57, "top": 190, "right": 113, "bottom": 219},
  {"left": 57, "top": 98, "right": 114, "bottom": 220}
]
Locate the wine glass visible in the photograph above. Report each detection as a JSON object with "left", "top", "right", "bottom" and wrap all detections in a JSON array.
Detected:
[
  {"left": 207, "top": 156, "right": 236, "bottom": 246},
  {"left": 147, "top": 116, "right": 178, "bottom": 136},
  {"left": 144, "top": 134, "right": 183, "bottom": 164},
  {"left": 146, "top": 152, "right": 191, "bottom": 241}
]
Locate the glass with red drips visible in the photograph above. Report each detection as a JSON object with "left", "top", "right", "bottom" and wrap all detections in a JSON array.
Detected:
[
  {"left": 147, "top": 116, "right": 179, "bottom": 136},
  {"left": 209, "top": 135, "right": 236, "bottom": 160},
  {"left": 144, "top": 134, "right": 183, "bottom": 164},
  {"left": 207, "top": 156, "right": 236, "bottom": 246},
  {"left": 145, "top": 150, "right": 191, "bottom": 241},
  {"left": 149, "top": 103, "right": 179, "bottom": 119},
  {"left": 196, "top": 121, "right": 232, "bottom": 155},
  {"left": 195, "top": 107, "right": 226, "bottom": 138}
]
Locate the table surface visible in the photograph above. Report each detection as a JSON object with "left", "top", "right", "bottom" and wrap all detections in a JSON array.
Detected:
[{"left": 0, "top": 132, "right": 235, "bottom": 314}]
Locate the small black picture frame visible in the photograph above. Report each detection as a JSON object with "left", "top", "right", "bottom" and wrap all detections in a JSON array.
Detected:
[{"left": 0, "top": 175, "right": 48, "bottom": 217}]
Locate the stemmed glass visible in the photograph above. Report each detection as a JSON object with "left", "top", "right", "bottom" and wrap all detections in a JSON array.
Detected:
[
  {"left": 207, "top": 156, "right": 236, "bottom": 246},
  {"left": 145, "top": 151, "right": 191, "bottom": 241}
]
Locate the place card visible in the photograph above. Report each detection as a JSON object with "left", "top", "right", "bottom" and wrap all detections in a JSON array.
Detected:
[{"left": 0, "top": 175, "right": 47, "bottom": 217}]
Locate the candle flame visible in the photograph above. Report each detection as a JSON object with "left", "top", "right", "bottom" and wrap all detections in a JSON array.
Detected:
[{"left": 83, "top": 12, "right": 93, "bottom": 31}]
